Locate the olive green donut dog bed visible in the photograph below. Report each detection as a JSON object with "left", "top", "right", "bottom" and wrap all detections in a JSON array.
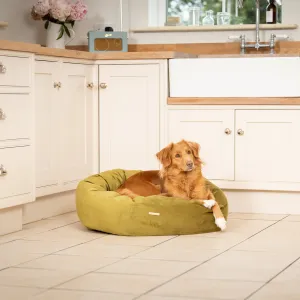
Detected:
[{"left": 76, "top": 169, "right": 228, "bottom": 236}]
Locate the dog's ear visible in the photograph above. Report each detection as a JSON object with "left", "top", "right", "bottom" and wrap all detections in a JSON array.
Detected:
[
  {"left": 185, "top": 140, "right": 202, "bottom": 166},
  {"left": 156, "top": 143, "right": 173, "bottom": 168},
  {"left": 187, "top": 141, "right": 200, "bottom": 158}
]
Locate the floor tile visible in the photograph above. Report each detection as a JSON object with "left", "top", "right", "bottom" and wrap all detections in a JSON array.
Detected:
[
  {"left": 151, "top": 277, "right": 264, "bottom": 299},
  {"left": 47, "top": 211, "right": 79, "bottom": 223},
  {"left": 0, "top": 239, "right": 80, "bottom": 255},
  {"left": 16, "top": 254, "right": 119, "bottom": 272},
  {"left": 0, "top": 220, "right": 69, "bottom": 245},
  {"left": 271, "top": 262, "right": 300, "bottom": 283},
  {"left": 0, "top": 285, "right": 44, "bottom": 299},
  {"left": 95, "top": 235, "right": 176, "bottom": 247},
  {"left": 157, "top": 235, "right": 242, "bottom": 251},
  {"left": 57, "top": 272, "right": 169, "bottom": 295},
  {"left": 229, "top": 213, "right": 287, "bottom": 221},
  {"left": 97, "top": 258, "right": 198, "bottom": 277},
  {"left": 0, "top": 267, "right": 83, "bottom": 288},
  {"left": 182, "top": 250, "right": 299, "bottom": 282},
  {"left": 133, "top": 243, "right": 221, "bottom": 262},
  {"left": 24, "top": 218, "right": 76, "bottom": 231},
  {"left": 223, "top": 219, "right": 275, "bottom": 235},
  {"left": 0, "top": 252, "right": 44, "bottom": 270},
  {"left": 248, "top": 282, "right": 300, "bottom": 300},
  {"left": 233, "top": 221, "right": 300, "bottom": 252},
  {"left": 33, "top": 289, "right": 135, "bottom": 300},
  {"left": 23, "top": 222, "right": 103, "bottom": 243},
  {"left": 57, "top": 241, "right": 148, "bottom": 258}
]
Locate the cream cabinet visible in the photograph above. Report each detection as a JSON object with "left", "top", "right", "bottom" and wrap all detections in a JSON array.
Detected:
[
  {"left": 0, "top": 51, "right": 35, "bottom": 209},
  {"left": 167, "top": 108, "right": 300, "bottom": 191},
  {"left": 98, "top": 63, "right": 162, "bottom": 172},
  {"left": 35, "top": 59, "right": 98, "bottom": 197},
  {"left": 167, "top": 109, "right": 234, "bottom": 181},
  {"left": 235, "top": 110, "right": 300, "bottom": 184}
]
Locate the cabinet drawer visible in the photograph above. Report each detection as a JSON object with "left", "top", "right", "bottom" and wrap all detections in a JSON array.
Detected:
[
  {"left": 0, "top": 94, "right": 32, "bottom": 141},
  {"left": 0, "top": 146, "right": 33, "bottom": 200},
  {"left": 0, "top": 55, "right": 31, "bottom": 87}
]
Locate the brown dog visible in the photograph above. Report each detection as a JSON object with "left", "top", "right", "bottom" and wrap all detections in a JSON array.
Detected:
[
  {"left": 156, "top": 140, "right": 226, "bottom": 231},
  {"left": 116, "top": 170, "right": 161, "bottom": 198},
  {"left": 117, "top": 140, "right": 226, "bottom": 231}
]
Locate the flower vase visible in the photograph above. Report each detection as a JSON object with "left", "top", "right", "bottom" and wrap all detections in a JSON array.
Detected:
[{"left": 46, "top": 22, "right": 75, "bottom": 49}]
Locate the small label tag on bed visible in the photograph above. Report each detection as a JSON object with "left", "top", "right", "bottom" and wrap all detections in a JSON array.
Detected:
[{"left": 149, "top": 212, "right": 160, "bottom": 216}]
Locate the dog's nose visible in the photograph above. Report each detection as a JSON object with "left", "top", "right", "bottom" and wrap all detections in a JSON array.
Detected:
[{"left": 186, "top": 161, "right": 193, "bottom": 168}]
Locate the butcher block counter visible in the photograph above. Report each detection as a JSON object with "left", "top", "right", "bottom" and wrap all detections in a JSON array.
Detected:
[{"left": 0, "top": 40, "right": 197, "bottom": 60}]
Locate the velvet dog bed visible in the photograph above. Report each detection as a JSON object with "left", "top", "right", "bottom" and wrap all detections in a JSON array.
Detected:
[{"left": 76, "top": 169, "right": 228, "bottom": 236}]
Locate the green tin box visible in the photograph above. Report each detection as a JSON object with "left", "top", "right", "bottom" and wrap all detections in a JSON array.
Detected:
[{"left": 88, "top": 30, "right": 128, "bottom": 52}]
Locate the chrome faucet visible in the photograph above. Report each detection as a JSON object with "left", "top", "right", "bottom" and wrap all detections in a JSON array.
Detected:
[{"left": 229, "top": 0, "right": 289, "bottom": 54}]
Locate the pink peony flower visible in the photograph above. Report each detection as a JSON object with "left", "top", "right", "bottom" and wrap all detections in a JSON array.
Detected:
[
  {"left": 70, "top": 0, "right": 88, "bottom": 21},
  {"left": 50, "top": 0, "right": 71, "bottom": 21},
  {"left": 33, "top": 0, "right": 50, "bottom": 17}
]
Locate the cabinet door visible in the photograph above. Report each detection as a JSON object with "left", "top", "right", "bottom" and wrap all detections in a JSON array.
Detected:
[
  {"left": 235, "top": 110, "right": 300, "bottom": 183},
  {"left": 60, "top": 63, "right": 98, "bottom": 186},
  {"left": 99, "top": 64, "right": 160, "bottom": 172},
  {"left": 168, "top": 110, "right": 234, "bottom": 180},
  {"left": 35, "top": 61, "right": 60, "bottom": 190}
]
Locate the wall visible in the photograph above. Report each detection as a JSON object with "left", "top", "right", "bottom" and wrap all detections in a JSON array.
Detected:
[
  {"left": 0, "top": 0, "right": 122, "bottom": 45},
  {"left": 0, "top": 0, "right": 299, "bottom": 45}
]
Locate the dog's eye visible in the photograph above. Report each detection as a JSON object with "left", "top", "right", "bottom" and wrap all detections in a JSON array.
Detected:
[
  {"left": 187, "top": 150, "right": 191, "bottom": 154},
  {"left": 175, "top": 154, "right": 181, "bottom": 158}
]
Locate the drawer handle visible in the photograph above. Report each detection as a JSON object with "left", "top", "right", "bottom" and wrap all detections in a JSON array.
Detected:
[
  {"left": 0, "top": 62, "right": 6, "bottom": 74},
  {"left": 0, "top": 109, "right": 6, "bottom": 120},
  {"left": 0, "top": 165, "right": 7, "bottom": 176}
]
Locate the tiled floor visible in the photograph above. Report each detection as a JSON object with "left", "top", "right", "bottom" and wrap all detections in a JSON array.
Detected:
[{"left": 0, "top": 212, "right": 300, "bottom": 299}]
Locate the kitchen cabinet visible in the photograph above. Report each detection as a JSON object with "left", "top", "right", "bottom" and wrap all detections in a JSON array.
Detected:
[
  {"left": 99, "top": 63, "right": 161, "bottom": 172},
  {"left": 167, "top": 109, "right": 234, "bottom": 181},
  {"left": 35, "top": 59, "right": 98, "bottom": 197},
  {"left": 167, "top": 108, "right": 300, "bottom": 190},
  {"left": 0, "top": 52, "right": 34, "bottom": 209},
  {"left": 235, "top": 110, "right": 300, "bottom": 183}
]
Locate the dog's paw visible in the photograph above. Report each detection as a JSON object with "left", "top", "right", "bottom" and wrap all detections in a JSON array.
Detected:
[
  {"left": 203, "top": 199, "right": 216, "bottom": 209},
  {"left": 215, "top": 217, "right": 227, "bottom": 231}
]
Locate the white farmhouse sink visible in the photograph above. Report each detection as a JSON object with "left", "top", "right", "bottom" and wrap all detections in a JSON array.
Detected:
[{"left": 169, "top": 56, "right": 300, "bottom": 98}]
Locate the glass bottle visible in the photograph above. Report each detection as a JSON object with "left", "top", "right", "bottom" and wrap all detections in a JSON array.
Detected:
[
  {"left": 266, "top": 0, "right": 277, "bottom": 24},
  {"left": 202, "top": 10, "right": 215, "bottom": 26},
  {"left": 188, "top": 7, "right": 201, "bottom": 26}
]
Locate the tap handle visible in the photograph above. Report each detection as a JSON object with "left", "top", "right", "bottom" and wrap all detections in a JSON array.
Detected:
[
  {"left": 228, "top": 35, "right": 243, "bottom": 41},
  {"left": 271, "top": 34, "right": 289, "bottom": 40}
]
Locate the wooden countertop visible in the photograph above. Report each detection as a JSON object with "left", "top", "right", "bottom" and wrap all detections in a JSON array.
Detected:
[
  {"left": 1, "top": 40, "right": 299, "bottom": 60},
  {"left": 0, "top": 40, "right": 196, "bottom": 60}
]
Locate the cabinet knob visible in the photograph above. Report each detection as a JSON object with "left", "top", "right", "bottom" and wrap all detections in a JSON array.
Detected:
[
  {"left": 224, "top": 128, "right": 232, "bottom": 135},
  {"left": 0, "top": 109, "right": 6, "bottom": 120},
  {"left": 0, "top": 62, "right": 6, "bottom": 74},
  {"left": 54, "top": 82, "right": 62, "bottom": 89},
  {"left": 87, "top": 82, "right": 94, "bottom": 89},
  {"left": 237, "top": 129, "right": 244, "bottom": 136},
  {"left": 99, "top": 83, "right": 107, "bottom": 89},
  {"left": 0, "top": 164, "right": 7, "bottom": 176}
]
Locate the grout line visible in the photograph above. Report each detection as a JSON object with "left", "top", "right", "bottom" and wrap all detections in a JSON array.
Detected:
[
  {"left": 245, "top": 255, "right": 300, "bottom": 299},
  {"left": 133, "top": 217, "right": 288, "bottom": 300}
]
